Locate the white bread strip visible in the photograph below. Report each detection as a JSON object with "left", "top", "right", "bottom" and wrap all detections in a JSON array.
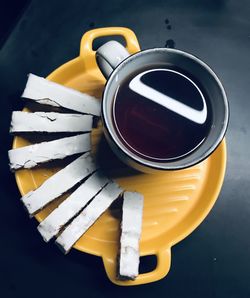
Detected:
[
  {"left": 8, "top": 133, "right": 91, "bottom": 171},
  {"left": 22, "top": 74, "right": 101, "bottom": 116},
  {"left": 37, "top": 171, "right": 109, "bottom": 242},
  {"left": 119, "top": 191, "right": 144, "bottom": 280},
  {"left": 21, "top": 152, "right": 97, "bottom": 215},
  {"left": 10, "top": 111, "right": 93, "bottom": 133},
  {"left": 55, "top": 182, "right": 123, "bottom": 254}
]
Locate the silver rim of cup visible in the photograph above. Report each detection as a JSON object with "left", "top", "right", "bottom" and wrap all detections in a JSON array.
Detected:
[{"left": 101, "top": 48, "right": 229, "bottom": 171}]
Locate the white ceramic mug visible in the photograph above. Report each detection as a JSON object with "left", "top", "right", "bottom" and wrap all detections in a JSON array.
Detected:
[{"left": 96, "top": 40, "right": 229, "bottom": 173}]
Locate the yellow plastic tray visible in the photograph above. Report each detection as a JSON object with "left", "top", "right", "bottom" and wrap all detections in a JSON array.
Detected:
[{"left": 13, "top": 27, "right": 227, "bottom": 286}]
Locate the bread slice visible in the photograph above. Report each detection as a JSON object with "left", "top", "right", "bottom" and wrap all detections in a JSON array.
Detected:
[
  {"left": 22, "top": 74, "right": 101, "bottom": 116},
  {"left": 8, "top": 133, "right": 91, "bottom": 171},
  {"left": 55, "top": 181, "right": 123, "bottom": 254},
  {"left": 37, "top": 171, "right": 109, "bottom": 242},
  {"left": 10, "top": 111, "right": 93, "bottom": 133},
  {"left": 119, "top": 191, "right": 144, "bottom": 280},
  {"left": 21, "top": 152, "right": 97, "bottom": 216}
]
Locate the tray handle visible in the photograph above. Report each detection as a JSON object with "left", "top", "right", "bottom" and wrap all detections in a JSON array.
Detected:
[
  {"left": 79, "top": 27, "right": 140, "bottom": 69},
  {"left": 102, "top": 248, "right": 171, "bottom": 286}
]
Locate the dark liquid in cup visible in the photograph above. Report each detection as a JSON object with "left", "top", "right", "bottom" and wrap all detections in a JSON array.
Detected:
[{"left": 113, "top": 65, "right": 212, "bottom": 161}]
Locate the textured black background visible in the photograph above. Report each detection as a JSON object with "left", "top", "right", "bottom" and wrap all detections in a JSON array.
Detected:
[{"left": 0, "top": 0, "right": 250, "bottom": 297}]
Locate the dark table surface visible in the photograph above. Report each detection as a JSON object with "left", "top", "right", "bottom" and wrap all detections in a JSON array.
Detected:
[{"left": 1, "top": 0, "right": 250, "bottom": 297}]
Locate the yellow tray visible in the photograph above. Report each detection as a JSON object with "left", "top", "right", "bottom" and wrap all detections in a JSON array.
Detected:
[{"left": 13, "top": 27, "right": 227, "bottom": 286}]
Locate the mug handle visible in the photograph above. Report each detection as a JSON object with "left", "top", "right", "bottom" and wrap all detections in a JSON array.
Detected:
[
  {"left": 102, "top": 248, "right": 171, "bottom": 286},
  {"left": 96, "top": 40, "right": 130, "bottom": 79},
  {"left": 80, "top": 27, "right": 140, "bottom": 75}
]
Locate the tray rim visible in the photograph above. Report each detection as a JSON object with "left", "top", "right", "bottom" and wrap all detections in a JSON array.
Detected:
[{"left": 13, "top": 27, "right": 227, "bottom": 286}]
